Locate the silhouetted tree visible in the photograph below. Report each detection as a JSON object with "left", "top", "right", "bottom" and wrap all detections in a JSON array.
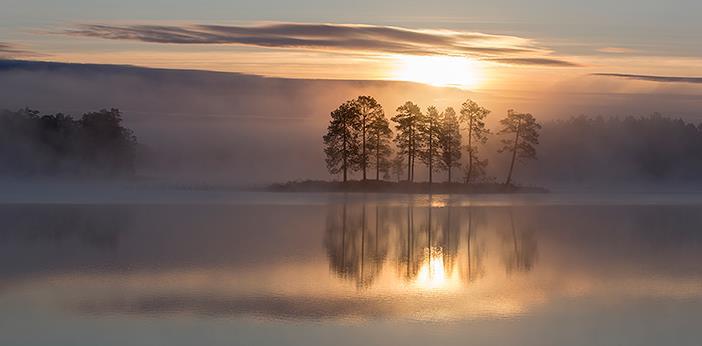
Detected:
[
  {"left": 366, "top": 105, "right": 393, "bottom": 180},
  {"left": 418, "top": 106, "right": 443, "bottom": 183},
  {"left": 323, "top": 101, "right": 361, "bottom": 182},
  {"left": 392, "top": 101, "right": 423, "bottom": 182},
  {"left": 354, "top": 96, "right": 385, "bottom": 180},
  {"left": 460, "top": 99, "right": 490, "bottom": 183},
  {"left": 438, "top": 107, "right": 462, "bottom": 183},
  {"left": 498, "top": 110, "right": 541, "bottom": 185}
]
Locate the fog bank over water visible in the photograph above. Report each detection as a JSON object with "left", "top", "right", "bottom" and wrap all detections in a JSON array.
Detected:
[{"left": 2, "top": 60, "right": 702, "bottom": 187}]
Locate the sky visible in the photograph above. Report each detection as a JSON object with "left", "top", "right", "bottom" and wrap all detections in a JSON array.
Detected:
[
  {"left": 2, "top": 0, "right": 702, "bottom": 183},
  {"left": 2, "top": 0, "right": 702, "bottom": 89}
]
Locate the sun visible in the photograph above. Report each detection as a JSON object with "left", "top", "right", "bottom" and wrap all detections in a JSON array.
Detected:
[{"left": 391, "top": 55, "right": 483, "bottom": 89}]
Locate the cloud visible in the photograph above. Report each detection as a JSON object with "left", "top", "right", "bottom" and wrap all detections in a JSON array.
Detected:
[
  {"left": 485, "top": 57, "right": 581, "bottom": 67},
  {"left": 0, "top": 42, "right": 39, "bottom": 58},
  {"left": 593, "top": 73, "right": 702, "bottom": 84},
  {"left": 596, "top": 47, "right": 635, "bottom": 54},
  {"left": 64, "top": 22, "right": 576, "bottom": 67}
]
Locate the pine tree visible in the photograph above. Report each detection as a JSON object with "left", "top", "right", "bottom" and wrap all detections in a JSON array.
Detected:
[
  {"left": 391, "top": 101, "right": 422, "bottom": 182},
  {"left": 438, "top": 107, "right": 462, "bottom": 183},
  {"left": 323, "top": 101, "right": 361, "bottom": 182},
  {"left": 354, "top": 96, "right": 384, "bottom": 180},
  {"left": 367, "top": 112, "right": 393, "bottom": 180},
  {"left": 498, "top": 110, "right": 542, "bottom": 185},
  {"left": 418, "top": 106, "right": 443, "bottom": 183},
  {"left": 460, "top": 99, "right": 491, "bottom": 183}
]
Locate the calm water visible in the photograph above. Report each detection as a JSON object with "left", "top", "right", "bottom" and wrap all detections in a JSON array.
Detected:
[{"left": 1, "top": 193, "right": 702, "bottom": 345}]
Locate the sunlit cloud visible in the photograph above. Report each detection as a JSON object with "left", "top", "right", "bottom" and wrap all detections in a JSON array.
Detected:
[
  {"left": 63, "top": 22, "right": 577, "bottom": 68},
  {"left": 484, "top": 57, "right": 581, "bottom": 67},
  {"left": 593, "top": 73, "right": 702, "bottom": 84}
]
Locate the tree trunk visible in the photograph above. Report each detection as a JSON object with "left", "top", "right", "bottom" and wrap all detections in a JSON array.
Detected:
[
  {"left": 466, "top": 117, "right": 473, "bottom": 184},
  {"left": 362, "top": 116, "right": 367, "bottom": 181},
  {"left": 410, "top": 125, "right": 415, "bottom": 182},
  {"left": 407, "top": 127, "right": 412, "bottom": 182},
  {"left": 376, "top": 133, "right": 380, "bottom": 180},
  {"left": 447, "top": 141, "right": 452, "bottom": 183},
  {"left": 343, "top": 130, "right": 348, "bottom": 182},
  {"left": 429, "top": 121, "right": 433, "bottom": 184},
  {"left": 505, "top": 119, "right": 521, "bottom": 185}
]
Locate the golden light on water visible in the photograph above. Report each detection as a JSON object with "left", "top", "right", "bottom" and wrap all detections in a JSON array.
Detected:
[
  {"left": 414, "top": 247, "right": 460, "bottom": 291},
  {"left": 392, "top": 55, "right": 484, "bottom": 88}
]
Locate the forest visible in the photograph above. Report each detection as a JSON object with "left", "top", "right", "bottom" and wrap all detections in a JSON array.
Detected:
[
  {"left": 0, "top": 108, "right": 137, "bottom": 177},
  {"left": 323, "top": 96, "right": 540, "bottom": 186},
  {"left": 4, "top": 101, "right": 702, "bottom": 187},
  {"left": 322, "top": 96, "right": 702, "bottom": 187}
]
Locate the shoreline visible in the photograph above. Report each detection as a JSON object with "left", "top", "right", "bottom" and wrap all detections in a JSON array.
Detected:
[{"left": 266, "top": 180, "right": 548, "bottom": 194}]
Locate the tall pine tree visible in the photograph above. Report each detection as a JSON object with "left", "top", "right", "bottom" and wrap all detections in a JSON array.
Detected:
[
  {"left": 323, "top": 101, "right": 361, "bottom": 182},
  {"left": 438, "top": 107, "right": 462, "bottom": 183},
  {"left": 391, "top": 101, "right": 422, "bottom": 182},
  {"left": 367, "top": 111, "right": 393, "bottom": 180},
  {"left": 419, "top": 106, "right": 443, "bottom": 183},
  {"left": 354, "top": 96, "right": 384, "bottom": 181},
  {"left": 498, "top": 110, "right": 542, "bottom": 185},
  {"left": 460, "top": 99, "right": 491, "bottom": 183}
]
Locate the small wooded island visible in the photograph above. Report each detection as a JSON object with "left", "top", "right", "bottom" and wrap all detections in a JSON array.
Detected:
[{"left": 271, "top": 96, "right": 547, "bottom": 194}]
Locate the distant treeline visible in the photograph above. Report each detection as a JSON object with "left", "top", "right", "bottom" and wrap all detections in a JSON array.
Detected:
[
  {"left": 324, "top": 96, "right": 702, "bottom": 185},
  {"left": 0, "top": 108, "right": 137, "bottom": 177},
  {"left": 323, "top": 96, "right": 540, "bottom": 185},
  {"left": 533, "top": 114, "right": 702, "bottom": 182}
]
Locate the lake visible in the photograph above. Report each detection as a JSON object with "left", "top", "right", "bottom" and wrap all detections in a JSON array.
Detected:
[{"left": 1, "top": 192, "right": 701, "bottom": 345}]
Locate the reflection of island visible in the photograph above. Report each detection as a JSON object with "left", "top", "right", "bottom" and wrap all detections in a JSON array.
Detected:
[
  {"left": 324, "top": 199, "right": 539, "bottom": 289},
  {"left": 5, "top": 202, "right": 702, "bottom": 324}
]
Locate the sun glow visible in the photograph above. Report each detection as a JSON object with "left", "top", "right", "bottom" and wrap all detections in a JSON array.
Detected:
[
  {"left": 414, "top": 247, "right": 461, "bottom": 291},
  {"left": 392, "top": 55, "right": 484, "bottom": 88}
]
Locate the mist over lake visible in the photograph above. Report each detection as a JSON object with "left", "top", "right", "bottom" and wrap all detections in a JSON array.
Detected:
[{"left": 3, "top": 1, "right": 702, "bottom": 344}]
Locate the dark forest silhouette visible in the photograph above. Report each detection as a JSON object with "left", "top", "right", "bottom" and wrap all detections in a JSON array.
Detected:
[{"left": 0, "top": 108, "right": 137, "bottom": 177}]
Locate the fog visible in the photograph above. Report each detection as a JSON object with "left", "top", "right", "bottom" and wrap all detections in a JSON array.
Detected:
[{"left": 2, "top": 59, "right": 702, "bottom": 188}]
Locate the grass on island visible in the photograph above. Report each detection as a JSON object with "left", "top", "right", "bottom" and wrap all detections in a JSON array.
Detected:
[{"left": 268, "top": 180, "right": 547, "bottom": 194}]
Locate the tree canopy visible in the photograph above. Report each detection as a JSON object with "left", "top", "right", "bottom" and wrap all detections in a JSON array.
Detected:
[
  {"left": 392, "top": 101, "right": 423, "bottom": 182},
  {"left": 498, "top": 110, "right": 542, "bottom": 185},
  {"left": 323, "top": 101, "right": 361, "bottom": 182},
  {"left": 0, "top": 108, "right": 137, "bottom": 177},
  {"left": 460, "top": 99, "right": 491, "bottom": 183}
]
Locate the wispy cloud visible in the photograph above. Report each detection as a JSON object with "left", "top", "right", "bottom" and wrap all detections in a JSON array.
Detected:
[
  {"left": 0, "top": 42, "right": 39, "bottom": 58},
  {"left": 593, "top": 73, "right": 702, "bottom": 84},
  {"left": 485, "top": 57, "right": 581, "bottom": 67},
  {"left": 64, "top": 22, "right": 577, "bottom": 67}
]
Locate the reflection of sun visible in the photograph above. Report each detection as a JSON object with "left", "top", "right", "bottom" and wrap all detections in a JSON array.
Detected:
[
  {"left": 392, "top": 55, "right": 483, "bottom": 88},
  {"left": 414, "top": 247, "right": 460, "bottom": 291}
]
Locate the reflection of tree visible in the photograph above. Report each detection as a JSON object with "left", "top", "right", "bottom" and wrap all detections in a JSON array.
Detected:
[
  {"left": 324, "top": 201, "right": 388, "bottom": 288},
  {"left": 464, "top": 207, "right": 485, "bottom": 282},
  {"left": 441, "top": 206, "right": 460, "bottom": 276},
  {"left": 324, "top": 201, "right": 540, "bottom": 289},
  {"left": 501, "top": 209, "right": 538, "bottom": 274},
  {"left": 397, "top": 202, "right": 421, "bottom": 280}
]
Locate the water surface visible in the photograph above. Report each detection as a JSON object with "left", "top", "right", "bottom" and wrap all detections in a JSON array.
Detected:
[{"left": 1, "top": 193, "right": 701, "bottom": 345}]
